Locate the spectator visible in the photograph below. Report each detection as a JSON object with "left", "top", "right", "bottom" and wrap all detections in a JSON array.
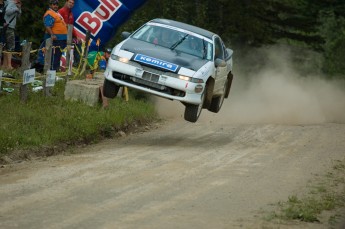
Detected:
[
  {"left": 2, "top": 0, "right": 21, "bottom": 70},
  {"left": 58, "top": 0, "right": 82, "bottom": 67},
  {"left": 58, "top": 0, "right": 79, "bottom": 40},
  {"left": 103, "top": 47, "right": 111, "bottom": 61},
  {"left": 0, "top": 0, "right": 4, "bottom": 19},
  {"left": 87, "top": 48, "right": 111, "bottom": 71},
  {"left": 58, "top": 0, "right": 74, "bottom": 27},
  {"left": 41, "top": 0, "right": 67, "bottom": 71},
  {"left": 0, "top": 0, "right": 6, "bottom": 65},
  {"left": 86, "top": 48, "right": 112, "bottom": 108}
]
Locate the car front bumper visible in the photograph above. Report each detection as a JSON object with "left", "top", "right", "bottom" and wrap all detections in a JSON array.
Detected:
[{"left": 104, "top": 59, "right": 204, "bottom": 105}]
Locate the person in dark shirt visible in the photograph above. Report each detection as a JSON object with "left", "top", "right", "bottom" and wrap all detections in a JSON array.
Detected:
[
  {"left": 0, "top": 0, "right": 6, "bottom": 60},
  {"left": 2, "top": 0, "right": 21, "bottom": 70}
]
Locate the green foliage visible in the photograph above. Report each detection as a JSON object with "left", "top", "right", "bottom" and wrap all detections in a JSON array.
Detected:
[
  {"left": 268, "top": 160, "right": 345, "bottom": 225},
  {"left": 280, "top": 195, "right": 336, "bottom": 222},
  {"left": 318, "top": 9, "right": 345, "bottom": 76},
  {"left": 17, "top": 2, "right": 53, "bottom": 48},
  {"left": 0, "top": 80, "right": 157, "bottom": 157}
]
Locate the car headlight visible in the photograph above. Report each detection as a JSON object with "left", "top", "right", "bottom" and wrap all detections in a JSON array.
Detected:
[
  {"left": 111, "top": 55, "right": 130, "bottom": 64},
  {"left": 179, "top": 75, "right": 191, "bottom": 81},
  {"left": 119, "top": 57, "right": 130, "bottom": 63},
  {"left": 179, "top": 75, "right": 204, "bottom": 83}
]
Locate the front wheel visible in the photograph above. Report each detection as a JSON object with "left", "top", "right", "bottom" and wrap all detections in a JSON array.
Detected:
[
  {"left": 103, "top": 79, "right": 120, "bottom": 98},
  {"left": 208, "top": 78, "right": 228, "bottom": 113},
  {"left": 184, "top": 91, "right": 205, "bottom": 123}
]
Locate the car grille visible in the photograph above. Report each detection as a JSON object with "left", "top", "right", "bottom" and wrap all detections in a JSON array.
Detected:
[
  {"left": 112, "top": 71, "right": 185, "bottom": 97},
  {"left": 132, "top": 77, "right": 165, "bottom": 90},
  {"left": 142, "top": 71, "right": 159, "bottom": 82}
]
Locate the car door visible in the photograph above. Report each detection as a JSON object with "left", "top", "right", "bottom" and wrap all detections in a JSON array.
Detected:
[{"left": 213, "top": 36, "right": 228, "bottom": 95}]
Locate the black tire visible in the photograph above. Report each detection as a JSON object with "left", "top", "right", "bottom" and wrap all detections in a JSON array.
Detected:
[
  {"left": 103, "top": 79, "right": 120, "bottom": 99},
  {"left": 184, "top": 90, "right": 205, "bottom": 123},
  {"left": 202, "top": 80, "right": 214, "bottom": 109},
  {"left": 208, "top": 78, "right": 228, "bottom": 113},
  {"left": 225, "top": 72, "right": 233, "bottom": 98}
]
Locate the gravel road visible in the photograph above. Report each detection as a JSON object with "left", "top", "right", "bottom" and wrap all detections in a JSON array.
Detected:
[{"left": 1, "top": 115, "right": 345, "bottom": 228}]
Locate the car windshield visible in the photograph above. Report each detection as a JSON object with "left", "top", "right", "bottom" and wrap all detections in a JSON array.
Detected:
[{"left": 132, "top": 24, "right": 213, "bottom": 60}]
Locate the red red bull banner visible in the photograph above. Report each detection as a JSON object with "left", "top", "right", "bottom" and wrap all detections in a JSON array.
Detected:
[{"left": 72, "top": 0, "right": 147, "bottom": 50}]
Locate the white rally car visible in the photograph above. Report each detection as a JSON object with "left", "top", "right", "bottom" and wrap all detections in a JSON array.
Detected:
[{"left": 104, "top": 18, "right": 233, "bottom": 122}]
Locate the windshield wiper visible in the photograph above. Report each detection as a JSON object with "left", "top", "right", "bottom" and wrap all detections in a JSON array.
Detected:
[{"left": 170, "top": 34, "right": 189, "bottom": 50}]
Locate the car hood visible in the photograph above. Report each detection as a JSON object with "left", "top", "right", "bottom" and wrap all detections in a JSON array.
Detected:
[{"left": 120, "top": 38, "right": 208, "bottom": 72}]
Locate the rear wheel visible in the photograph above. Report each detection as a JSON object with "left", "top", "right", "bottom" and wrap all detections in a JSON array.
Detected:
[
  {"left": 208, "top": 78, "right": 228, "bottom": 113},
  {"left": 103, "top": 79, "right": 120, "bottom": 98},
  {"left": 184, "top": 90, "right": 205, "bottom": 123}
]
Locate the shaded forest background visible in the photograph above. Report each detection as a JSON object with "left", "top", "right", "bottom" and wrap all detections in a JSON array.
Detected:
[{"left": 17, "top": 0, "right": 345, "bottom": 78}]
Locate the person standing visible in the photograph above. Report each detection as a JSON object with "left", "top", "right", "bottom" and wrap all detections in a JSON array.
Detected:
[
  {"left": 2, "top": 0, "right": 21, "bottom": 70},
  {"left": 0, "top": 0, "right": 6, "bottom": 65},
  {"left": 58, "top": 0, "right": 80, "bottom": 41},
  {"left": 58, "top": 0, "right": 74, "bottom": 31},
  {"left": 58, "top": 0, "right": 81, "bottom": 67},
  {"left": 0, "top": 0, "right": 4, "bottom": 19},
  {"left": 42, "top": 0, "right": 67, "bottom": 71}
]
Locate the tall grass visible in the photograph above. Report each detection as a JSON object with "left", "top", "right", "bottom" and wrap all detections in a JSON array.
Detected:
[{"left": 0, "top": 80, "right": 157, "bottom": 160}]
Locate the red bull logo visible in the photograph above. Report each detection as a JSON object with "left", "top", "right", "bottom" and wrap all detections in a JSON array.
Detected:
[
  {"left": 75, "top": 0, "right": 122, "bottom": 39},
  {"left": 73, "top": 0, "right": 147, "bottom": 50}
]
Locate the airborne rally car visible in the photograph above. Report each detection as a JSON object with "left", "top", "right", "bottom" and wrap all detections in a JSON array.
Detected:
[{"left": 104, "top": 18, "right": 234, "bottom": 122}]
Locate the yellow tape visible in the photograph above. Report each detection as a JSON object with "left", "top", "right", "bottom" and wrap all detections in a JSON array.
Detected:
[
  {"left": 1, "top": 77, "right": 22, "bottom": 83},
  {"left": 0, "top": 40, "right": 97, "bottom": 82}
]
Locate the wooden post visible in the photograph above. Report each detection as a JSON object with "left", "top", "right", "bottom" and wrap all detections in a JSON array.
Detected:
[
  {"left": 43, "top": 38, "right": 53, "bottom": 96},
  {"left": 66, "top": 24, "right": 73, "bottom": 81},
  {"left": 19, "top": 42, "right": 32, "bottom": 102}
]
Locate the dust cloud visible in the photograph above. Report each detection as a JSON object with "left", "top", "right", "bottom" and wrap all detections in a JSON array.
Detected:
[{"left": 153, "top": 45, "right": 345, "bottom": 125}]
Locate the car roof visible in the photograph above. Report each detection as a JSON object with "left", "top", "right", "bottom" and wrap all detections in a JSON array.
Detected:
[{"left": 150, "top": 18, "right": 216, "bottom": 40}]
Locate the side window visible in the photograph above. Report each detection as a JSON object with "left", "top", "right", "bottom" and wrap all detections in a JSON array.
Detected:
[
  {"left": 214, "top": 37, "right": 224, "bottom": 60},
  {"left": 222, "top": 42, "right": 228, "bottom": 59}
]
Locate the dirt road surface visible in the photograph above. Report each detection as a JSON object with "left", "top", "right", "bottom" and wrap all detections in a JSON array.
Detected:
[
  {"left": 1, "top": 108, "right": 345, "bottom": 228},
  {"left": 1, "top": 50, "right": 345, "bottom": 228}
]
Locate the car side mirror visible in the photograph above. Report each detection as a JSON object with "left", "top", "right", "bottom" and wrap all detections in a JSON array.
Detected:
[
  {"left": 121, "top": 32, "right": 131, "bottom": 39},
  {"left": 226, "top": 48, "right": 233, "bottom": 58},
  {"left": 215, "top": 58, "right": 226, "bottom": 67}
]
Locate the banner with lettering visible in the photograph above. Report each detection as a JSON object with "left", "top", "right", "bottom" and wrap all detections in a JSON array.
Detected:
[{"left": 72, "top": 0, "right": 147, "bottom": 51}]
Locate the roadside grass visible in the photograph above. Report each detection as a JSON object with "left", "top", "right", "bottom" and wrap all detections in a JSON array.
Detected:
[
  {"left": 266, "top": 159, "right": 345, "bottom": 227},
  {"left": 0, "top": 80, "right": 157, "bottom": 163}
]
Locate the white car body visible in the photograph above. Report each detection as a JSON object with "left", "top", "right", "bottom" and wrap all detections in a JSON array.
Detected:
[{"left": 104, "top": 18, "right": 234, "bottom": 122}]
